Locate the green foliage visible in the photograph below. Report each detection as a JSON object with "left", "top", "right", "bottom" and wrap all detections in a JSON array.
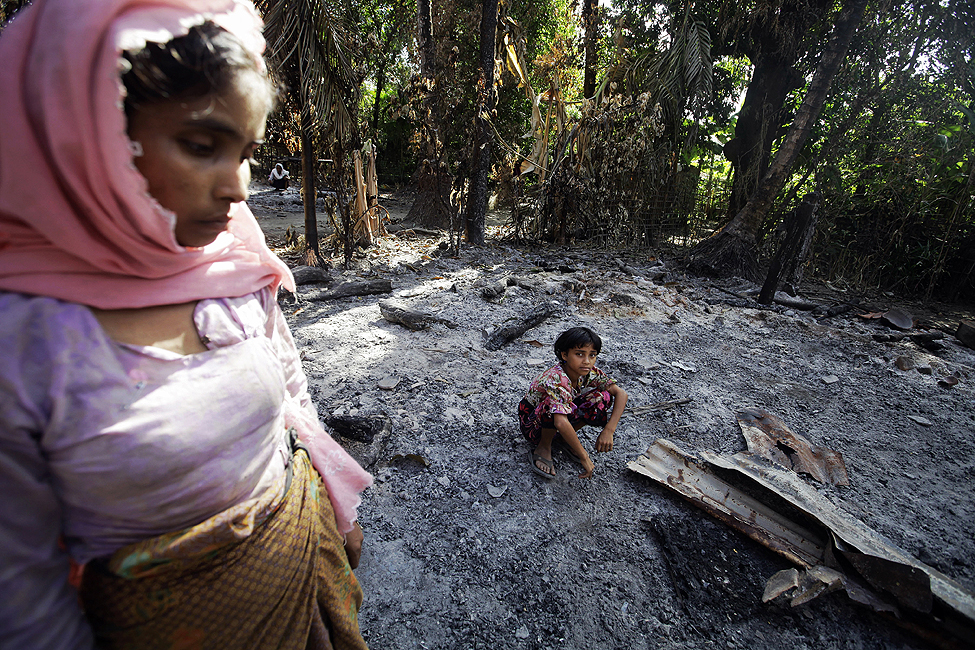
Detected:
[
  {"left": 252, "top": 0, "right": 973, "bottom": 300},
  {"left": 0, "top": 0, "right": 30, "bottom": 32},
  {"left": 801, "top": 0, "right": 975, "bottom": 300},
  {"left": 524, "top": 93, "right": 673, "bottom": 246}
]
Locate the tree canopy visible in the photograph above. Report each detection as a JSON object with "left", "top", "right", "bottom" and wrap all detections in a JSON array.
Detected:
[{"left": 4, "top": 0, "right": 969, "bottom": 299}]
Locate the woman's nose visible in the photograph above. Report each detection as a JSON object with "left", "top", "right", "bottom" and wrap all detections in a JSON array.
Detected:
[{"left": 216, "top": 160, "right": 250, "bottom": 203}]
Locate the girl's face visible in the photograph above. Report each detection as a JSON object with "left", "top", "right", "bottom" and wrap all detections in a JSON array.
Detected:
[
  {"left": 126, "top": 70, "right": 270, "bottom": 248},
  {"left": 560, "top": 343, "right": 598, "bottom": 382}
]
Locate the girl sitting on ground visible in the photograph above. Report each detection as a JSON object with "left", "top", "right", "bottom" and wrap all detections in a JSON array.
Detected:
[
  {"left": 518, "top": 327, "right": 627, "bottom": 479},
  {"left": 0, "top": 1, "right": 371, "bottom": 647}
]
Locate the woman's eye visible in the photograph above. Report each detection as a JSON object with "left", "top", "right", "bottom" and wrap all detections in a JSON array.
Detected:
[{"left": 180, "top": 139, "right": 214, "bottom": 156}]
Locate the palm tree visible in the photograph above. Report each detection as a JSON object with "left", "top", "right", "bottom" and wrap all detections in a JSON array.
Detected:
[{"left": 256, "top": 0, "right": 360, "bottom": 266}]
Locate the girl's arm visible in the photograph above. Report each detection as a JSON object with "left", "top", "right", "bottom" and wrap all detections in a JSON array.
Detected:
[
  {"left": 553, "top": 413, "right": 595, "bottom": 479},
  {"left": 595, "top": 384, "right": 628, "bottom": 452}
]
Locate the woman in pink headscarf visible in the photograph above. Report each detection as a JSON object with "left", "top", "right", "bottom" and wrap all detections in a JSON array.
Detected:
[{"left": 0, "top": 1, "right": 371, "bottom": 648}]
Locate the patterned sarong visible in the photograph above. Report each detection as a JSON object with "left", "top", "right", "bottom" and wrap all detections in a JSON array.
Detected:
[
  {"left": 79, "top": 450, "right": 367, "bottom": 650},
  {"left": 517, "top": 390, "right": 613, "bottom": 445}
]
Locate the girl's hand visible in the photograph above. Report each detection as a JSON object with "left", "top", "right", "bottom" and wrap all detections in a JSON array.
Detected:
[
  {"left": 595, "top": 427, "right": 614, "bottom": 452},
  {"left": 344, "top": 521, "right": 364, "bottom": 569},
  {"left": 579, "top": 456, "right": 595, "bottom": 479}
]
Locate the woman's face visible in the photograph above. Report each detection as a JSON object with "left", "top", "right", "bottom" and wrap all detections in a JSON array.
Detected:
[{"left": 126, "top": 70, "right": 270, "bottom": 248}]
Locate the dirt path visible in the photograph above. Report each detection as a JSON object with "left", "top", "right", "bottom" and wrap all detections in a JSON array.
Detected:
[{"left": 249, "top": 186, "right": 975, "bottom": 649}]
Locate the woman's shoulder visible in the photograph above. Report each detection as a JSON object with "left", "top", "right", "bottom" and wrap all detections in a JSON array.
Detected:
[
  {"left": 196, "top": 287, "right": 277, "bottom": 344},
  {"left": 0, "top": 291, "right": 97, "bottom": 341},
  {"left": 0, "top": 292, "right": 104, "bottom": 402}
]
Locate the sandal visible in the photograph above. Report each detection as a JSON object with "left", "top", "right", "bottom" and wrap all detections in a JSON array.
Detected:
[
  {"left": 528, "top": 450, "right": 556, "bottom": 479},
  {"left": 553, "top": 438, "right": 582, "bottom": 464}
]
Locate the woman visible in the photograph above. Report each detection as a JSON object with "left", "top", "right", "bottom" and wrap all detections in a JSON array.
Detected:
[
  {"left": 0, "top": 1, "right": 372, "bottom": 648},
  {"left": 269, "top": 162, "right": 291, "bottom": 190}
]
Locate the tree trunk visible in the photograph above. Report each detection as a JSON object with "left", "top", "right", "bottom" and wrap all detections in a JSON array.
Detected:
[
  {"left": 758, "top": 192, "right": 821, "bottom": 304},
  {"left": 723, "top": 59, "right": 797, "bottom": 219},
  {"left": 417, "top": 0, "right": 434, "bottom": 77},
  {"left": 408, "top": 0, "right": 456, "bottom": 228},
  {"left": 371, "top": 65, "right": 385, "bottom": 138},
  {"left": 719, "top": 0, "right": 833, "bottom": 220},
  {"left": 300, "top": 110, "right": 320, "bottom": 266},
  {"left": 464, "top": 0, "right": 499, "bottom": 246},
  {"left": 689, "top": 0, "right": 868, "bottom": 279},
  {"left": 582, "top": 0, "right": 598, "bottom": 99}
]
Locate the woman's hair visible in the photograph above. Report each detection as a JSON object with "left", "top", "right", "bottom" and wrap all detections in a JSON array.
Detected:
[
  {"left": 554, "top": 327, "right": 602, "bottom": 360},
  {"left": 120, "top": 21, "right": 272, "bottom": 117}
]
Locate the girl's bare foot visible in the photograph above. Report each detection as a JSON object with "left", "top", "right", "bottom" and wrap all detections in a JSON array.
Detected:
[{"left": 530, "top": 444, "right": 555, "bottom": 477}]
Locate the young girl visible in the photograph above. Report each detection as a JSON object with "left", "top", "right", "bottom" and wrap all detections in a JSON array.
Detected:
[
  {"left": 518, "top": 327, "right": 628, "bottom": 479},
  {"left": 0, "top": 1, "right": 371, "bottom": 648}
]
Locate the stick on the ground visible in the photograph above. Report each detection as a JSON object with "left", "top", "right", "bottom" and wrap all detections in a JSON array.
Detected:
[{"left": 627, "top": 397, "right": 692, "bottom": 415}]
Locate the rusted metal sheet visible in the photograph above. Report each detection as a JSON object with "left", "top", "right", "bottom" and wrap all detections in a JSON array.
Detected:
[
  {"left": 696, "top": 447, "right": 975, "bottom": 625},
  {"left": 629, "top": 439, "right": 975, "bottom": 633},
  {"left": 736, "top": 408, "right": 849, "bottom": 486},
  {"left": 627, "top": 439, "right": 825, "bottom": 568}
]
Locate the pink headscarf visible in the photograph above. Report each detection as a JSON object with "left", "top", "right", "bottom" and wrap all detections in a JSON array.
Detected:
[
  {"left": 0, "top": 0, "right": 295, "bottom": 308},
  {"left": 0, "top": 0, "right": 371, "bottom": 534}
]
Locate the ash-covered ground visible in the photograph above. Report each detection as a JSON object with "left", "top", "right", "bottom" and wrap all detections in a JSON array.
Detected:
[{"left": 250, "top": 186, "right": 975, "bottom": 650}]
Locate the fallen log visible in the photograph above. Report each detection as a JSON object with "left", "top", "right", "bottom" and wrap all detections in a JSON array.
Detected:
[
  {"left": 772, "top": 293, "right": 819, "bottom": 311},
  {"left": 910, "top": 331, "right": 946, "bottom": 352},
  {"left": 387, "top": 224, "right": 443, "bottom": 237},
  {"left": 910, "top": 331, "right": 945, "bottom": 344},
  {"left": 379, "top": 299, "right": 458, "bottom": 331},
  {"left": 483, "top": 302, "right": 560, "bottom": 351},
  {"left": 873, "top": 332, "right": 907, "bottom": 343},
  {"left": 826, "top": 302, "right": 858, "bottom": 318},
  {"left": 304, "top": 279, "right": 392, "bottom": 301}
]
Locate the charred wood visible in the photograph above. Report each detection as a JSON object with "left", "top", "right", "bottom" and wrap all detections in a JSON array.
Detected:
[
  {"left": 483, "top": 302, "right": 560, "bottom": 351},
  {"left": 379, "top": 299, "right": 458, "bottom": 331},
  {"left": 304, "top": 279, "right": 392, "bottom": 301}
]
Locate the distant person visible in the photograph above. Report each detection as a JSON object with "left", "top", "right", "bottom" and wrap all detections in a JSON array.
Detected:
[
  {"left": 0, "top": 0, "right": 371, "bottom": 648},
  {"left": 518, "top": 327, "right": 628, "bottom": 479},
  {"left": 269, "top": 162, "right": 290, "bottom": 190}
]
